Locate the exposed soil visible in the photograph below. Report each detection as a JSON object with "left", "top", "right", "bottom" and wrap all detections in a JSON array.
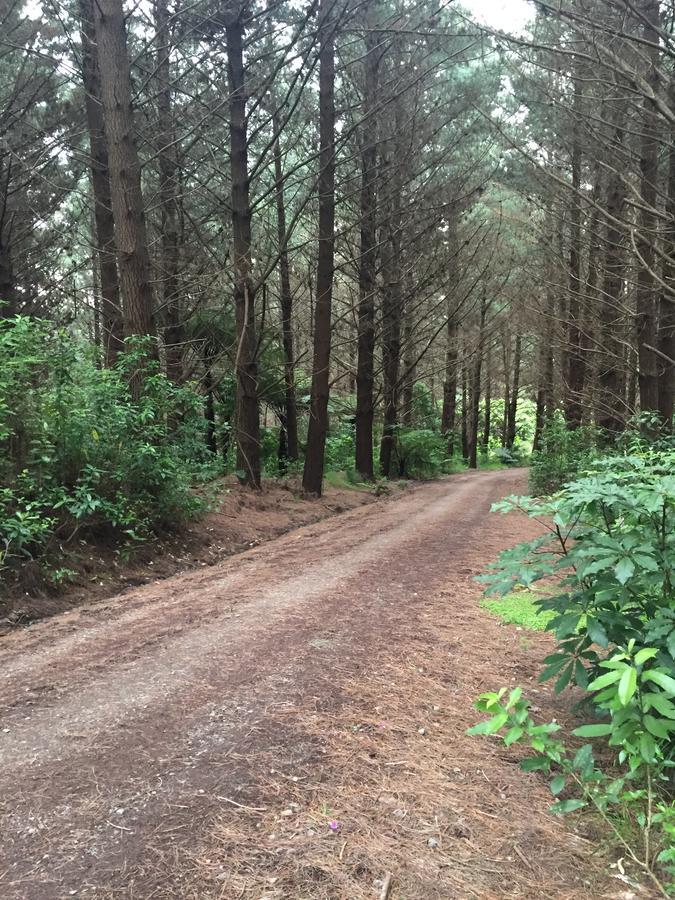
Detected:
[
  {"left": 0, "top": 476, "right": 378, "bottom": 630},
  {"left": 0, "top": 470, "right": 634, "bottom": 898}
]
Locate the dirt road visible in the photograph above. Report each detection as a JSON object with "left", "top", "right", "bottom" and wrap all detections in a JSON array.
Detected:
[{"left": 0, "top": 471, "right": 613, "bottom": 899}]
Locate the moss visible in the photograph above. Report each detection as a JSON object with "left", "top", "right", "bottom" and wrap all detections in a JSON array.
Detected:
[{"left": 480, "top": 590, "right": 555, "bottom": 632}]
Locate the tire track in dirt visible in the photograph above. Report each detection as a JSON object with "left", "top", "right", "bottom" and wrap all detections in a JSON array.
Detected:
[{"left": 0, "top": 470, "right": 611, "bottom": 899}]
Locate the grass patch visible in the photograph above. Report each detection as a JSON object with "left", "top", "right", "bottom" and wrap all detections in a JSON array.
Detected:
[
  {"left": 480, "top": 590, "right": 554, "bottom": 632},
  {"left": 323, "top": 470, "right": 373, "bottom": 492}
]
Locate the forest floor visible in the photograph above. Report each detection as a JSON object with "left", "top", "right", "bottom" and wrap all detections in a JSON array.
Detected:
[
  {"left": 0, "top": 470, "right": 641, "bottom": 899},
  {"left": 0, "top": 476, "right": 379, "bottom": 631}
]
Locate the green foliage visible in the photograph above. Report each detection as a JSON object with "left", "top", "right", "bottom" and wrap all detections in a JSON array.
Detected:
[
  {"left": 394, "top": 428, "right": 447, "bottom": 479},
  {"left": 481, "top": 590, "right": 555, "bottom": 631},
  {"left": 324, "top": 421, "right": 356, "bottom": 475},
  {"left": 0, "top": 317, "right": 210, "bottom": 571},
  {"left": 408, "top": 383, "right": 440, "bottom": 430},
  {"left": 529, "top": 414, "right": 599, "bottom": 495},
  {"left": 491, "top": 446, "right": 520, "bottom": 467},
  {"left": 474, "top": 451, "right": 675, "bottom": 894},
  {"left": 484, "top": 451, "right": 675, "bottom": 696},
  {"left": 468, "top": 683, "right": 675, "bottom": 894}
]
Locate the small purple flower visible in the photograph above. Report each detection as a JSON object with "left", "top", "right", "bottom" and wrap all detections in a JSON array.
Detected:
[{"left": 328, "top": 820, "right": 341, "bottom": 832}]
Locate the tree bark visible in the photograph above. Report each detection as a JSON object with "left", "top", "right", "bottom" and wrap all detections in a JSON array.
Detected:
[
  {"left": 154, "top": 0, "right": 183, "bottom": 383},
  {"left": 506, "top": 333, "right": 521, "bottom": 449},
  {"left": 93, "top": 0, "right": 156, "bottom": 392},
  {"left": 303, "top": 0, "right": 336, "bottom": 496},
  {"left": 441, "top": 317, "right": 459, "bottom": 454},
  {"left": 354, "top": 12, "right": 379, "bottom": 480},
  {"left": 461, "top": 354, "right": 468, "bottom": 459},
  {"left": 564, "top": 73, "right": 585, "bottom": 427},
  {"left": 482, "top": 339, "right": 491, "bottom": 451},
  {"left": 597, "top": 124, "right": 627, "bottom": 435},
  {"left": 401, "top": 290, "right": 416, "bottom": 426},
  {"left": 79, "top": 0, "right": 123, "bottom": 366},
  {"left": 379, "top": 215, "right": 402, "bottom": 479},
  {"left": 658, "top": 68, "right": 675, "bottom": 427},
  {"left": 636, "top": 0, "right": 661, "bottom": 416},
  {"left": 273, "top": 114, "right": 299, "bottom": 461},
  {"left": 226, "top": 6, "right": 261, "bottom": 488},
  {"left": 468, "top": 298, "right": 487, "bottom": 469}
]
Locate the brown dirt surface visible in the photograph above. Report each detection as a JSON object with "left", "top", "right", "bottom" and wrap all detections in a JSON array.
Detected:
[
  {"left": 0, "top": 470, "right": 630, "bottom": 898},
  {"left": 0, "top": 476, "right": 377, "bottom": 630}
]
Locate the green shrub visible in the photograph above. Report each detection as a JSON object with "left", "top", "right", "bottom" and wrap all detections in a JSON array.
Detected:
[
  {"left": 0, "top": 317, "right": 209, "bottom": 571},
  {"left": 529, "top": 415, "right": 599, "bottom": 495},
  {"left": 472, "top": 451, "right": 675, "bottom": 893},
  {"left": 324, "top": 420, "right": 356, "bottom": 472},
  {"left": 394, "top": 428, "right": 446, "bottom": 479},
  {"left": 483, "top": 452, "right": 675, "bottom": 696}
]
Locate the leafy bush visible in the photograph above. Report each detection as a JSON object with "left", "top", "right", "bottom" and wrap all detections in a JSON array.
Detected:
[
  {"left": 0, "top": 317, "right": 210, "bottom": 571},
  {"left": 324, "top": 420, "right": 356, "bottom": 474},
  {"left": 473, "top": 451, "right": 675, "bottom": 893},
  {"left": 529, "top": 415, "right": 599, "bottom": 495},
  {"left": 491, "top": 446, "right": 520, "bottom": 467},
  {"left": 408, "top": 382, "right": 439, "bottom": 430},
  {"left": 484, "top": 452, "right": 675, "bottom": 693},
  {"left": 394, "top": 428, "right": 447, "bottom": 479},
  {"left": 469, "top": 678, "right": 675, "bottom": 895}
]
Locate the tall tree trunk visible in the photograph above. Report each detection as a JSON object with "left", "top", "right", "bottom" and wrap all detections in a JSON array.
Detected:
[
  {"left": 597, "top": 124, "right": 627, "bottom": 435},
  {"left": 533, "top": 307, "right": 554, "bottom": 452},
  {"left": 154, "top": 0, "right": 183, "bottom": 383},
  {"left": 502, "top": 331, "right": 511, "bottom": 447},
  {"left": 482, "top": 339, "right": 491, "bottom": 451},
  {"left": 203, "top": 358, "right": 217, "bottom": 454},
  {"left": 658, "top": 69, "right": 675, "bottom": 427},
  {"left": 461, "top": 354, "right": 468, "bottom": 459},
  {"left": 468, "top": 298, "right": 487, "bottom": 469},
  {"left": 94, "top": 0, "right": 156, "bottom": 388},
  {"left": 354, "top": 13, "right": 379, "bottom": 480},
  {"left": 441, "top": 317, "right": 459, "bottom": 453},
  {"left": 303, "top": 0, "right": 336, "bottom": 496},
  {"left": 506, "top": 333, "right": 522, "bottom": 449},
  {"left": 564, "top": 73, "right": 585, "bottom": 428},
  {"left": 379, "top": 218, "right": 402, "bottom": 478},
  {"left": 636, "top": 0, "right": 661, "bottom": 416},
  {"left": 273, "top": 114, "right": 299, "bottom": 461},
  {"left": 226, "top": 7, "right": 261, "bottom": 488},
  {"left": 401, "top": 291, "right": 416, "bottom": 426},
  {"left": 79, "top": 0, "right": 123, "bottom": 366}
]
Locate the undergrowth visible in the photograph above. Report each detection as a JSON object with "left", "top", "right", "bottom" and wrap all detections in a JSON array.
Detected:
[
  {"left": 471, "top": 450, "right": 675, "bottom": 895},
  {"left": 0, "top": 317, "right": 213, "bottom": 575}
]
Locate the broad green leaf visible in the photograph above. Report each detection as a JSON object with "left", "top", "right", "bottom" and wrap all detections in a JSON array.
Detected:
[
  {"left": 634, "top": 648, "right": 659, "bottom": 667},
  {"left": 550, "top": 775, "right": 566, "bottom": 796},
  {"left": 466, "top": 712, "right": 508, "bottom": 736},
  {"left": 643, "top": 715, "right": 673, "bottom": 739},
  {"left": 503, "top": 726, "right": 524, "bottom": 746},
  {"left": 586, "top": 617, "right": 608, "bottom": 648},
  {"left": 588, "top": 670, "right": 622, "bottom": 691},
  {"left": 643, "top": 670, "right": 675, "bottom": 696},
  {"left": 639, "top": 733, "right": 657, "bottom": 764},
  {"left": 520, "top": 756, "right": 551, "bottom": 772},
  {"left": 614, "top": 557, "right": 635, "bottom": 585},
  {"left": 667, "top": 631, "right": 675, "bottom": 660},
  {"left": 572, "top": 723, "right": 613, "bottom": 738},
  {"left": 644, "top": 693, "right": 675, "bottom": 719},
  {"left": 618, "top": 666, "right": 638, "bottom": 705},
  {"left": 550, "top": 798, "right": 586, "bottom": 814}
]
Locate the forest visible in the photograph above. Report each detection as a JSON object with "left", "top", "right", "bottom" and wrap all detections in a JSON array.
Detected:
[{"left": 2, "top": 0, "right": 675, "bottom": 896}]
